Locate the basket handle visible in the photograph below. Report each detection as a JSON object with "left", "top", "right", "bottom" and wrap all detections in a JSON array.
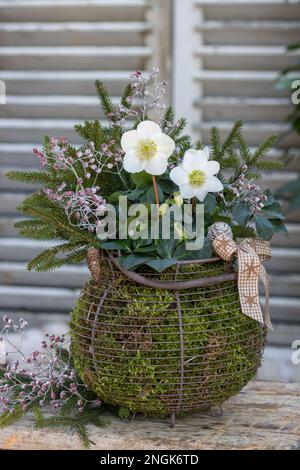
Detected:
[{"left": 107, "top": 252, "right": 237, "bottom": 291}]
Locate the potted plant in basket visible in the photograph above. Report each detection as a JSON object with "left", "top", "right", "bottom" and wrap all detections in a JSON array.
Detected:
[{"left": 1, "top": 67, "right": 286, "bottom": 446}]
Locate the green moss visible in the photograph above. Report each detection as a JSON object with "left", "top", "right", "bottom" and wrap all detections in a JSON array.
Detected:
[{"left": 70, "top": 260, "right": 265, "bottom": 417}]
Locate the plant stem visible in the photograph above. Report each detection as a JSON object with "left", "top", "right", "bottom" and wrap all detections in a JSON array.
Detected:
[
  {"left": 192, "top": 196, "right": 196, "bottom": 214},
  {"left": 152, "top": 175, "right": 160, "bottom": 208}
]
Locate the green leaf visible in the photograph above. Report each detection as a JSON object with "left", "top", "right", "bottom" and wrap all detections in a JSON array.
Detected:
[
  {"left": 261, "top": 208, "right": 285, "bottom": 220},
  {"left": 254, "top": 214, "right": 275, "bottom": 241},
  {"left": 203, "top": 194, "right": 217, "bottom": 214},
  {"left": 232, "top": 202, "right": 251, "bottom": 225},
  {"left": 180, "top": 239, "right": 213, "bottom": 260},
  {"left": 146, "top": 258, "right": 178, "bottom": 273},
  {"left": 119, "top": 254, "right": 152, "bottom": 270},
  {"left": 142, "top": 185, "right": 164, "bottom": 204},
  {"left": 232, "top": 225, "right": 256, "bottom": 239},
  {"left": 107, "top": 191, "right": 123, "bottom": 203},
  {"left": 135, "top": 243, "right": 156, "bottom": 253},
  {"left": 131, "top": 171, "right": 153, "bottom": 189},
  {"left": 158, "top": 178, "right": 177, "bottom": 195},
  {"left": 269, "top": 219, "right": 288, "bottom": 234},
  {"left": 155, "top": 238, "right": 177, "bottom": 259},
  {"left": 212, "top": 209, "right": 231, "bottom": 224},
  {"left": 126, "top": 188, "right": 147, "bottom": 201},
  {"left": 100, "top": 241, "right": 129, "bottom": 251}
]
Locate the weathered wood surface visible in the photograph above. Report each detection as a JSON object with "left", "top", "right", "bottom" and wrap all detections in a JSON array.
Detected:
[{"left": 1, "top": 380, "right": 300, "bottom": 450}]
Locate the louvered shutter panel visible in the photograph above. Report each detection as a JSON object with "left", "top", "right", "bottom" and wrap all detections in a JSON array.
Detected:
[
  {"left": 0, "top": 0, "right": 171, "bottom": 315},
  {"left": 174, "top": 0, "right": 300, "bottom": 348}
]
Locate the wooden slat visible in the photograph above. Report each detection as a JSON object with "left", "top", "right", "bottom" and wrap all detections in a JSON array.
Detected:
[
  {"left": 0, "top": 262, "right": 89, "bottom": 287},
  {"left": 0, "top": 95, "right": 121, "bottom": 119},
  {"left": 0, "top": 21, "right": 151, "bottom": 47},
  {"left": 1, "top": 380, "right": 300, "bottom": 450},
  {"left": 198, "top": 20, "right": 300, "bottom": 30},
  {"left": 195, "top": 0, "right": 300, "bottom": 4},
  {"left": 0, "top": 70, "right": 142, "bottom": 95},
  {"left": 0, "top": 46, "right": 152, "bottom": 70},
  {"left": 0, "top": 284, "right": 79, "bottom": 311},
  {"left": 0, "top": 0, "right": 148, "bottom": 22}
]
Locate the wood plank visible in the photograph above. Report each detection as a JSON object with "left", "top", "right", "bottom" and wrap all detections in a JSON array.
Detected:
[
  {"left": 0, "top": 1, "right": 148, "bottom": 23},
  {"left": 0, "top": 380, "right": 299, "bottom": 450}
]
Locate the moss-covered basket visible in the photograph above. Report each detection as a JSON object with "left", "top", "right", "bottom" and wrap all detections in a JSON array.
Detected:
[{"left": 70, "top": 256, "right": 265, "bottom": 419}]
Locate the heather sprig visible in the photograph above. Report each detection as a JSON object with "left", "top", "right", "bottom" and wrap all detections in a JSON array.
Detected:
[
  {"left": 0, "top": 316, "right": 104, "bottom": 448},
  {"left": 0, "top": 316, "right": 101, "bottom": 415},
  {"left": 130, "top": 66, "right": 168, "bottom": 121}
]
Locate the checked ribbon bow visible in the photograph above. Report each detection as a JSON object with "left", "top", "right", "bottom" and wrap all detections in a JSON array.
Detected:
[{"left": 208, "top": 223, "right": 272, "bottom": 329}]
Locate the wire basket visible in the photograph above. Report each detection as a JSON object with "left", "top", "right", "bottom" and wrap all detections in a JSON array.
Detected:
[{"left": 70, "top": 252, "right": 265, "bottom": 423}]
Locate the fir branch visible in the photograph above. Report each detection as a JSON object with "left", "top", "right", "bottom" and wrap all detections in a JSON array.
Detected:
[
  {"left": 194, "top": 140, "right": 205, "bottom": 150},
  {"left": 161, "top": 107, "right": 175, "bottom": 130},
  {"left": 14, "top": 219, "right": 57, "bottom": 241},
  {"left": 255, "top": 159, "right": 283, "bottom": 171},
  {"left": 221, "top": 150, "right": 240, "bottom": 171},
  {"left": 210, "top": 127, "right": 221, "bottom": 160},
  {"left": 0, "top": 406, "right": 26, "bottom": 428},
  {"left": 237, "top": 132, "right": 252, "bottom": 165},
  {"left": 20, "top": 192, "right": 93, "bottom": 243},
  {"left": 221, "top": 120, "right": 243, "bottom": 154},
  {"left": 27, "top": 242, "right": 88, "bottom": 272},
  {"left": 34, "top": 407, "right": 105, "bottom": 449},
  {"left": 253, "top": 134, "right": 277, "bottom": 162},
  {"left": 74, "top": 120, "right": 103, "bottom": 150},
  {"left": 95, "top": 80, "right": 115, "bottom": 118},
  {"left": 6, "top": 170, "right": 54, "bottom": 186},
  {"left": 121, "top": 83, "right": 133, "bottom": 108},
  {"left": 168, "top": 118, "right": 187, "bottom": 139},
  {"left": 75, "top": 423, "right": 93, "bottom": 449}
]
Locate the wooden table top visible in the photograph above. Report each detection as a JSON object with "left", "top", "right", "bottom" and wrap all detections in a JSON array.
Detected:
[{"left": 1, "top": 380, "right": 300, "bottom": 450}]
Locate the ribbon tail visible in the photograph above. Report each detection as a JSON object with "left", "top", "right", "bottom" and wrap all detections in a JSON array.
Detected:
[
  {"left": 237, "top": 250, "right": 265, "bottom": 326},
  {"left": 260, "top": 264, "right": 273, "bottom": 330}
]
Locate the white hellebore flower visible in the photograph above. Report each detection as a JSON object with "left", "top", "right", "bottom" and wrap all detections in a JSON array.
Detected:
[
  {"left": 169, "top": 148, "right": 223, "bottom": 201},
  {"left": 121, "top": 120, "right": 175, "bottom": 175}
]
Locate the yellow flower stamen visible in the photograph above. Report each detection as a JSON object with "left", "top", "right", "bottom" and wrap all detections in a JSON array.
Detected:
[
  {"left": 188, "top": 169, "right": 206, "bottom": 186},
  {"left": 137, "top": 139, "right": 158, "bottom": 160}
]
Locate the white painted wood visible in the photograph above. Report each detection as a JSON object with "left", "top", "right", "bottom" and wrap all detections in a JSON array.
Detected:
[
  {"left": 0, "top": 262, "right": 89, "bottom": 287},
  {"left": 0, "top": 285, "right": 79, "bottom": 311},
  {"left": 173, "top": 0, "right": 300, "bottom": 339},
  {"left": 0, "top": 70, "right": 137, "bottom": 95},
  {"left": 0, "top": 95, "right": 121, "bottom": 119},
  {"left": 173, "top": 0, "right": 200, "bottom": 137},
  {"left": 273, "top": 224, "right": 300, "bottom": 247},
  {"left": 0, "top": 46, "right": 152, "bottom": 56},
  {"left": 198, "top": 20, "right": 300, "bottom": 29},
  {"left": 267, "top": 247, "right": 300, "bottom": 272},
  {"left": 0, "top": 0, "right": 146, "bottom": 5},
  {"left": 0, "top": 22, "right": 150, "bottom": 32},
  {"left": 0, "top": 0, "right": 173, "bottom": 322},
  {"left": 0, "top": 1, "right": 148, "bottom": 22},
  {"left": 0, "top": 193, "right": 25, "bottom": 215},
  {"left": 195, "top": 1, "right": 300, "bottom": 4},
  {"left": 0, "top": 143, "right": 41, "bottom": 167}
]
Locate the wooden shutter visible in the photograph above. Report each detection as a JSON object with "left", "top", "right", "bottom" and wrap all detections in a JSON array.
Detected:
[
  {"left": 0, "top": 0, "right": 171, "bottom": 318},
  {"left": 174, "top": 0, "right": 300, "bottom": 348}
]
